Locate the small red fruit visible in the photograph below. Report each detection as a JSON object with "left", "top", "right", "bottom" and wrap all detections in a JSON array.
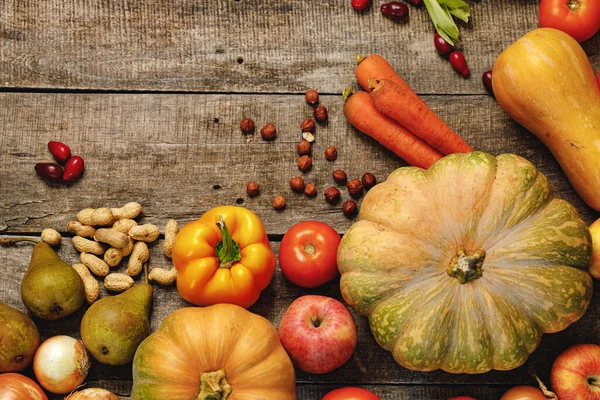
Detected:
[
  {"left": 449, "top": 51, "right": 470, "bottom": 78},
  {"left": 380, "top": 2, "right": 409, "bottom": 20},
  {"left": 482, "top": 70, "right": 493, "bottom": 94},
  {"left": 407, "top": 0, "right": 423, "bottom": 6},
  {"left": 35, "top": 163, "right": 63, "bottom": 182},
  {"left": 351, "top": 0, "right": 371, "bottom": 11},
  {"left": 434, "top": 33, "right": 454, "bottom": 55},
  {"left": 47, "top": 141, "right": 71, "bottom": 164},
  {"left": 62, "top": 156, "right": 85, "bottom": 181}
]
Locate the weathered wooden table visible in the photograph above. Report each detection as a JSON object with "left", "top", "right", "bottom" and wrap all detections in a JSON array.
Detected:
[{"left": 1, "top": 1, "right": 600, "bottom": 399}]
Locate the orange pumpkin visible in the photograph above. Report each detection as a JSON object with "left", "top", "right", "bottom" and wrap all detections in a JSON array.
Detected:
[{"left": 131, "top": 304, "right": 296, "bottom": 400}]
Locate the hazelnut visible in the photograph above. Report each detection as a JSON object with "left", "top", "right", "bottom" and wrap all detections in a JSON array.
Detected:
[
  {"left": 289, "top": 176, "right": 305, "bottom": 192},
  {"left": 297, "top": 155, "right": 312, "bottom": 172},
  {"left": 240, "top": 118, "right": 255, "bottom": 134},
  {"left": 297, "top": 140, "right": 312, "bottom": 156},
  {"left": 304, "top": 183, "right": 317, "bottom": 197},
  {"left": 342, "top": 200, "right": 358, "bottom": 217},
  {"left": 314, "top": 105, "right": 328, "bottom": 123},
  {"left": 302, "top": 131, "right": 315, "bottom": 143},
  {"left": 301, "top": 117, "right": 316, "bottom": 132},
  {"left": 324, "top": 146, "right": 337, "bottom": 161},
  {"left": 305, "top": 90, "right": 319, "bottom": 105},
  {"left": 246, "top": 181, "right": 259, "bottom": 197},
  {"left": 361, "top": 172, "right": 377, "bottom": 190},
  {"left": 273, "top": 195, "right": 286, "bottom": 210},
  {"left": 347, "top": 179, "right": 364, "bottom": 198},
  {"left": 260, "top": 123, "right": 277, "bottom": 140},
  {"left": 324, "top": 187, "right": 341, "bottom": 204},
  {"left": 332, "top": 169, "right": 347, "bottom": 183}
]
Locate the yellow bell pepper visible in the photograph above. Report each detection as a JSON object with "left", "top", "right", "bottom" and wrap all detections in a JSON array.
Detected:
[{"left": 172, "top": 206, "right": 276, "bottom": 308}]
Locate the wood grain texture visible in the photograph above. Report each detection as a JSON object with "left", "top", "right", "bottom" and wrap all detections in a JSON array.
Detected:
[
  {"left": 1, "top": 0, "right": 598, "bottom": 94},
  {"left": 0, "top": 93, "right": 597, "bottom": 237},
  {"left": 2, "top": 236, "right": 599, "bottom": 398}
]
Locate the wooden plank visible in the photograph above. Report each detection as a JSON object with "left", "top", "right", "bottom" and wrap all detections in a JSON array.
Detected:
[
  {"left": 1, "top": 0, "right": 597, "bottom": 94},
  {"left": 0, "top": 93, "right": 598, "bottom": 236},
  {"left": 2, "top": 236, "right": 599, "bottom": 393}
]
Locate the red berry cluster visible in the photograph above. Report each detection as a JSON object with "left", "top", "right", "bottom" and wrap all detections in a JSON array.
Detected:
[{"left": 35, "top": 141, "right": 85, "bottom": 182}]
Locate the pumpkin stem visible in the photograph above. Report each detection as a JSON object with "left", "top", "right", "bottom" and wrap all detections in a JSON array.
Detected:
[
  {"left": 447, "top": 246, "right": 486, "bottom": 284},
  {"left": 197, "top": 369, "right": 232, "bottom": 400},
  {"left": 215, "top": 215, "right": 241, "bottom": 269}
]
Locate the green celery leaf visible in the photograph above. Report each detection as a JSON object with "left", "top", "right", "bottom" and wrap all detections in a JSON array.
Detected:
[
  {"left": 423, "top": 0, "right": 460, "bottom": 45},
  {"left": 439, "top": 0, "right": 471, "bottom": 23}
]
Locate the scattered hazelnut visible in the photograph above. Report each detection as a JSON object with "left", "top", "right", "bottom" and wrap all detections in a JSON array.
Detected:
[
  {"left": 301, "top": 117, "right": 316, "bottom": 132},
  {"left": 324, "top": 146, "right": 337, "bottom": 161},
  {"left": 347, "top": 179, "right": 364, "bottom": 198},
  {"left": 297, "top": 140, "right": 312, "bottom": 156},
  {"left": 324, "top": 187, "right": 341, "bottom": 204},
  {"left": 240, "top": 118, "right": 255, "bottom": 134},
  {"left": 246, "top": 181, "right": 259, "bottom": 197},
  {"left": 342, "top": 200, "right": 358, "bottom": 217},
  {"left": 302, "top": 131, "right": 315, "bottom": 143},
  {"left": 304, "top": 183, "right": 317, "bottom": 197},
  {"left": 260, "top": 123, "right": 277, "bottom": 140},
  {"left": 305, "top": 90, "right": 319, "bottom": 105},
  {"left": 361, "top": 172, "right": 377, "bottom": 190},
  {"left": 289, "top": 176, "right": 305, "bottom": 192},
  {"left": 297, "top": 155, "right": 312, "bottom": 172},
  {"left": 332, "top": 169, "right": 347, "bottom": 183},
  {"left": 314, "top": 105, "right": 328, "bottom": 123},
  {"left": 273, "top": 195, "right": 286, "bottom": 210}
]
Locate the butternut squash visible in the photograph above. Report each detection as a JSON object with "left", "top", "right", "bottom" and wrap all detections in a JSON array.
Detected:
[{"left": 492, "top": 28, "right": 600, "bottom": 211}]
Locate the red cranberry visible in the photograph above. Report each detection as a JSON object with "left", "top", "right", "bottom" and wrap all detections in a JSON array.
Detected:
[
  {"left": 352, "top": 0, "right": 371, "bottom": 11},
  {"left": 482, "top": 70, "right": 493, "bottom": 94},
  {"left": 407, "top": 0, "right": 423, "bottom": 6},
  {"left": 35, "top": 163, "right": 63, "bottom": 182},
  {"left": 380, "top": 2, "right": 409, "bottom": 20},
  {"left": 47, "top": 141, "right": 71, "bottom": 164},
  {"left": 62, "top": 156, "right": 85, "bottom": 181},
  {"left": 433, "top": 34, "right": 454, "bottom": 55},
  {"left": 449, "top": 51, "right": 470, "bottom": 78}
]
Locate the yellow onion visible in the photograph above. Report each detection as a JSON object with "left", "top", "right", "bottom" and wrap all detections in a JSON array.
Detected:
[
  {"left": 65, "top": 388, "right": 119, "bottom": 399},
  {"left": 33, "top": 335, "right": 90, "bottom": 394}
]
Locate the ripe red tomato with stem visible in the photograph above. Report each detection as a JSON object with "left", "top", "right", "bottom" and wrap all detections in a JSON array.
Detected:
[
  {"left": 322, "top": 387, "right": 380, "bottom": 400},
  {"left": 539, "top": 0, "right": 600, "bottom": 42},
  {"left": 279, "top": 221, "right": 341, "bottom": 288}
]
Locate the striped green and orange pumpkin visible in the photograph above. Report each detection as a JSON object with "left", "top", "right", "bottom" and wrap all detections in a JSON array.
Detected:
[{"left": 337, "top": 151, "right": 592, "bottom": 374}]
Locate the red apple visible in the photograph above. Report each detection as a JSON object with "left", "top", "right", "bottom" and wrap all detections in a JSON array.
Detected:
[
  {"left": 551, "top": 344, "right": 600, "bottom": 399},
  {"left": 278, "top": 295, "right": 357, "bottom": 374}
]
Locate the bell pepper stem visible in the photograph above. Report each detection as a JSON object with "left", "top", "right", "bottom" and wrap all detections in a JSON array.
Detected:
[{"left": 215, "top": 215, "right": 241, "bottom": 269}]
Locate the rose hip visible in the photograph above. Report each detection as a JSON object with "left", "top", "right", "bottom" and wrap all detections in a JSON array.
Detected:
[
  {"left": 380, "top": 2, "right": 409, "bottom": 20},
  {"left": 35, "top": 163, "right": 63, "bottom": 182},
  {"left": 352, "top": 0, "right": 371, "bottom": 11},
  {"left": 482, "top": 70, "right": 493, "bottom": 94},
  {"left": 62, "top": 156, "right": 85, "bottom": 181},
  {"left": 433, "top": 34, "right": 454, "bottom": 55},
  {"left": 47, "top": 141, "right": 71, "bottom": 164},
  {"left": 449, "top": 51, "right": 470, "bottom": 78}
]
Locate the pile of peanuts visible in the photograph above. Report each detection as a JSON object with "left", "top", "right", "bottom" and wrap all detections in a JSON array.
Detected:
[{"left": 61, "top": 202, "right": 179, "bottom": 304}]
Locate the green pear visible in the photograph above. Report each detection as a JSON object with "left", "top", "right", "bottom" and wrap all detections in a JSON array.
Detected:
[
  {"left": 20, "top": 242, "right": 85, "bottom": 320},
  {"left": 0, "top": 302, "right": 41, "bottom": 372},
  {"left": 80, "top": 283, "right": 152, "bottom": 366}
]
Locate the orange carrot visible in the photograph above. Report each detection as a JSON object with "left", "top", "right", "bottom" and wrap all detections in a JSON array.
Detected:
[
  {"left": 344, "top": 89, "right": 443, "bottom": 169},
  {"left": 369, "top": 79, "right": 474, "bottom": 155},
  {"left": 355, "top": 54, "right": 414, "bottom": 95}
]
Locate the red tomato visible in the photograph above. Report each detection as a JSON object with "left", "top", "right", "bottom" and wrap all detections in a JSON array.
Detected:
[
  {"left": 500, "top": 386, "right": 547, "bottom": 400},
  {"left": 0, "top": 373, "right": 48, "bottom": 400},
  {"left": 322, "top": 387, "right": 380, "bottom": 400},
  {"left": 279, "top": 221, "right": 341, "bottom": 288},
  {"left": 539, "top": 0, "right": 600, "bottom": 42}
]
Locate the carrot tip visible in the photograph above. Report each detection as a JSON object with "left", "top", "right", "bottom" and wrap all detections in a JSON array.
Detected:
[{"left": 342, "top": 86, "right": 354, "bottom": 102}]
